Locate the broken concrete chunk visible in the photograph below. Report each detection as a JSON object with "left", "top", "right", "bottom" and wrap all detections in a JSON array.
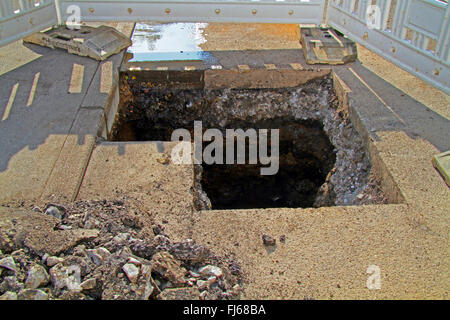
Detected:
[
  {"left": 44, "top": 205, "right": 66, "bottom": 220},
  {"left": 122, "top": 263, "right": 140, "bottom": 284},
  {"left": 25, "top": 264, "right": 49, "bottom": 289},
  {"left": 18, "top": 289, "right": 49, "bottom": 300},
  {"left": 262, "top": 234, "right": 276, "bottom": 246},
  {"left": 128, "top": 257, "right": 142, "bottom": 266},
  {"left": 0, "top": 291, "right": 18, "bottom": 300},
  {"left": 24, "top": 228, "right": 99, "bottom": 256},
  {"left": 80, "top": 278, "right": 97, "bottom": 291},
  {"left": 137, "top": 264, "right": 154, "bottom": 300},
  {"left": 46, "top": 256, "right": 64, "bottom": 267},
  {"left": 198, "top": 265, "right": 223, "bottom": 278},
  {"left": 86, "top": 247, "right": 111, "bottom": 266},
  {"left": 169, "top": 239, "right": 211, "bottom": 263},
  {"left": 151, "top": 252, "right": 187, "bottom": 287},
  {"left": 0, "top": 256, "right": 17, "bottom": 273},
  {"left": 49, "top": 263, "right": 82, "bottom": 292},
  {"left": 0, "top": 276, "right": 24, "bottom": 293}
]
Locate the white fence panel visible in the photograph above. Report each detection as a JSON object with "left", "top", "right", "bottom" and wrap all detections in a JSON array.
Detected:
[
  {"left": 58, "top": 0, "right": 325, "bottom": 25},
  {"left": 0, "top": 0, "right": 448, "bottom": 93},
  {"left": 327, "top": 0, "right": 449, "bottom": 94},
  {"left": 0, "top": 0, "right": 57, "bottom": 46}
]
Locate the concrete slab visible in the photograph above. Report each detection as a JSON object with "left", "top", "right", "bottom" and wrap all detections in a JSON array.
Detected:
[
  {"left": 40, "top": 108, "right": 106, "bottom": 202},
  {"left": 0, "top": 45, "right": 99, "bottom": 203},
  {"left": 190, "top": 126, "right": 449, "bottom": 300},
  {"left": 77, "top": 142, "right": 195, "bottom": 241},
  {"left": 192, "top": 202, "right": 448, "bottom": 299},
  {"left": 433, "top": 151, "right": 450, "bottom": 187},
  {"left": 204, "top": 68, "right": 331, "bottom": 90}
]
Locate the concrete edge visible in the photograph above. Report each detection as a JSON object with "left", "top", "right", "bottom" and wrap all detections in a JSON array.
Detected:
[{"left": 332, "top": 70, "right": 406, "bottom": 205}]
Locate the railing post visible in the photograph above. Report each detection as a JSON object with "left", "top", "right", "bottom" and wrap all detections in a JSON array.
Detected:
[
  {"left": 436, "top": 4, "right": 449, "bottom": 61},
  {"left": 54, "top": 0, "right": 62, "bottom": 25}
]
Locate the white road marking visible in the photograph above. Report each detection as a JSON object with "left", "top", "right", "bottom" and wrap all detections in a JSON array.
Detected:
[
  {"left": 27, "top": 72, "right": 40, "bottom": 107},
  {"left": 264, "top": 64, "right": 277, "bottom": 70},
  {"left": 238, "top": 64, "right": 250, "bottom": 72},
  {"left": 69, "top": 63, "right": 84, "bottom": 93},
  {"left": 2, "top": 83, "right": 19, "bottom": 121},
  {"left": 100, "top": 61, "right": 113, "bottom": 94},
  {"left": 290, "top": 63, "right": 304, "bottom": 70}
]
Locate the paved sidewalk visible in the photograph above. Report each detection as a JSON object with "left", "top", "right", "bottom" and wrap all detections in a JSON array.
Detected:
[{"left": 0, "top": 23, "right": 134, "bottom": 202}]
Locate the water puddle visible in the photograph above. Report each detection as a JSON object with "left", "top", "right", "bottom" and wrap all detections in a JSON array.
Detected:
[{"left": 127, "top": 23, "right": 214, "bottom": 62}]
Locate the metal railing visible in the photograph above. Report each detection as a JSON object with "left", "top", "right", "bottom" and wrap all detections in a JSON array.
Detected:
[
  {"left": 0, "top": 0, "right": 448, "bottom": 93},
  {"left": 327, "top": 0, "right": 449, "bottom": 93},
  {"left": 57, "top": 0, "right": 325, "bottom": 24},
  {"left": 0, "top": 0, "right": 57, "bottom": 46}
]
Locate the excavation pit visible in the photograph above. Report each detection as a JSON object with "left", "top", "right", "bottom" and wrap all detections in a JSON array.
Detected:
[{"left": 111, "top": 72, "right": 388, "bottom": 210}]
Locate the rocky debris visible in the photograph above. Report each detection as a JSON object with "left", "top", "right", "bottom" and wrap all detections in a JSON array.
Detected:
[
  {"left": 1, "top": 276, "right": 24, "bottom": 293},
  {"left": 86, "top": 247, "right": 111, "bottom": 266},
  {"left": 44, "top": 205, "right": 66, "bottom": 220},
  {"left": 0, "top": 291, "right": 17, "bottom": 300},
  {"left": 80, "top": 278, "right": 96, "bottom": 291},
  {"left": 262, "top": 234, "right": 276, "bottom": 246},
  {"left": 24, "top": 264, "right": 49, "bottom": 289},
  {"left": 169, "top": 239, "right": 211, "bottom": 264},
  {"left": 18, "top": 289, "right": 49, "bottom": 300},
  {"left": 0, "top": 200, "right": 244, "bottom": 300},
  {"left": 122, "top": 263, "right": 140, "bottom": 284},
  {"left": 198, "top": 265, "right": 223, "bottom": 278},
  {"left": 157, "top": 287, "right": 200, "bottom": 300},
  {"left": 151, "top": 252, "right": 187, "bottom": 287},
  {"left": 0, "top": 206, "right": 100, "bottom": 257},
  {"left": 279, "top": 235, "right": 286, "bottom": 244},
  {"left": 0, "top": 256, "right": 17, "bottom": 273},
  {"left": 49, "top": 263, "right": 81, "bottom": 293},
  {"left": 46, "top": 256, "right": 64, "bottom": 267}
]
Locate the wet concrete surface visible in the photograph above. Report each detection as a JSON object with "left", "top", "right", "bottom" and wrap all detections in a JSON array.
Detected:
[
  {"left": 128, "top": 23, "right": 215, "bottom": 63},
  {"left": 124, "top": 22, "right": 306, "bottom": 71}
]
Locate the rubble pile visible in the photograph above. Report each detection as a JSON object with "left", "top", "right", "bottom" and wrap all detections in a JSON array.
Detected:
[{"left": 0, "top": 200, "right": 243, "bottom": 300}]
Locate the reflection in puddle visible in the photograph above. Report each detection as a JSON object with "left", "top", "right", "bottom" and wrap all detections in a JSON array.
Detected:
[{"left": 128, "top": 23, "right": 213, "bottom": 62}]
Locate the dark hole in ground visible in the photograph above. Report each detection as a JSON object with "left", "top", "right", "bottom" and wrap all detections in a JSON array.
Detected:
[
  {"left": 199, "top": 119, "right": 335, "bottom": 209},
  {"left": 111, "top": 73, "right": 388, "bottom": 209}
]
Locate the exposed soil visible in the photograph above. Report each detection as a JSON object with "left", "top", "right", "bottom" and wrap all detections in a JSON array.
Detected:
[{"left": 112, "top": 74, "right": 388, "bottom": 209}]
